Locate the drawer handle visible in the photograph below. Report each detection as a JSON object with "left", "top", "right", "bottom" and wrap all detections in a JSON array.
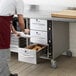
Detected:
[
  {"left": 36, "top": 32, "right": 38, "bottom": 34},
  {"left": 36, "top": 19, "right": 40, "bottom": 22},
  {"left": 25, "top": 51, "right": 27, "bottom": 52},
  {"left": 36, "top": 32, "right": 40, "bottom": 35}
]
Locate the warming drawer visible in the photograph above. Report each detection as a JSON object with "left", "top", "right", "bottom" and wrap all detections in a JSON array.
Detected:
[
  {"left": 18, "top": 44, "right": 47, "bottom": 64},
  {"left": 30, "top": 19, "right": 47, "bottom": 31},
  {"left": 30, "top": 30, "right": 48, "bottom": 45}
]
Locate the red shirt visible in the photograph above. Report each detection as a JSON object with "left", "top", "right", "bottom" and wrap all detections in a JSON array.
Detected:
[{"left": 0, "top": 16, "right": 13, "bottom": 49}]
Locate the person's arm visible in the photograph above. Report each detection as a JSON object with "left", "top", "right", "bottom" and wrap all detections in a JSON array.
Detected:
[
  {"left": 17, "top": 15, "right": 25, "bottom": 32},
  {"left": 18, "top": 14, "right": 30, "bottom": 34},
  {"left": 16, "top": 0, "right": 29, "bottom": 34},
  {"left": 10, "top": 24, "right": 17, "bottom": 34},
  {"left": 10, "top": 24, "right": 20, "bottom": 36}
]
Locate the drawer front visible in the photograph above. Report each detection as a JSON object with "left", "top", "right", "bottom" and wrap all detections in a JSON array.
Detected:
[
  {"left": 10, "top": 48, "right": 18, "bottom": 53},
  {"left": 30, "top": 30, "right": 47, "bottom": 38},
  {"left": 30, "top": 30, "right": 47, "bottom": 44},
  {"left": 10, "top": 45, "right": 18, "bottom": 48},
  {"left": 18, "top": 53, "right": 37, "bottom": 64},
  {"left": 30, "top": 38, "right": 47, "bottom": 44},
  {"left": 18, "top": 48, "right": 36, "bottom": 57},
  {"left": 11, "top": 34, "right": 19, "bottom": 45},
  {"left": 11, "top": 38, "right": 18, "bottom": 41},
  {"left": 10, "top": 41, "right": 19, "bottom": 45},
  {"left": 30, "top": 19, "right": 47, "bottom": 31},
  {"left": 10, "top": 45, "right": 19, "bottom": 53}
]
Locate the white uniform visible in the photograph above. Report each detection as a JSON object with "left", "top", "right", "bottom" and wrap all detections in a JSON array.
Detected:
[
  {"left": 0, "top": 0, "right": 24, "bottom": 76},
  {"left": 0, "top": 0, "right": 24, "bottom": 16}
]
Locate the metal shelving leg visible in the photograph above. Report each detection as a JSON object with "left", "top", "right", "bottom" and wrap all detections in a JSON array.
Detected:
[
  {"left": 51, "top": 59, "right": 57, "bottom": 69},
  {"left": 66, "top": 50, "right": 72, "bottom": 57}
]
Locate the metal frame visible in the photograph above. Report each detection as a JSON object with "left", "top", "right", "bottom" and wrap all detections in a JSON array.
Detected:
[{"left": 26, "top": 18, "right": 69, "bottom": 68}]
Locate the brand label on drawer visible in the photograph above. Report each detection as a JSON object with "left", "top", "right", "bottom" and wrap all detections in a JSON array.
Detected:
[
  {"left": 30, "top": 30, "right": 47, "bottom": 38},
  {"left": 30, "top": 19, "right": 47, "bottom": 31}
]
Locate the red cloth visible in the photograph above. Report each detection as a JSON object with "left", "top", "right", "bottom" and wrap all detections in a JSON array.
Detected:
[{"left": 0, "top": 16, "right": 13, "bottom": 49}]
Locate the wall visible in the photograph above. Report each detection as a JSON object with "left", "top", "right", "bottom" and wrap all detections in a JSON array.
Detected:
[
  {"left": 69, "top": 23, "right": 76, "bottom": 57},
  {"left": 23, "top": 0, "right": 76, "bottom": 12},
  {"left": 23, "top": 0, "right": 76, "bottom": 7}
]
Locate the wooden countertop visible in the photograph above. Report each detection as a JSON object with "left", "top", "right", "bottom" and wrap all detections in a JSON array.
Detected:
[{"left": 51, "top": 10, "right": 76, "bottom": 19}]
